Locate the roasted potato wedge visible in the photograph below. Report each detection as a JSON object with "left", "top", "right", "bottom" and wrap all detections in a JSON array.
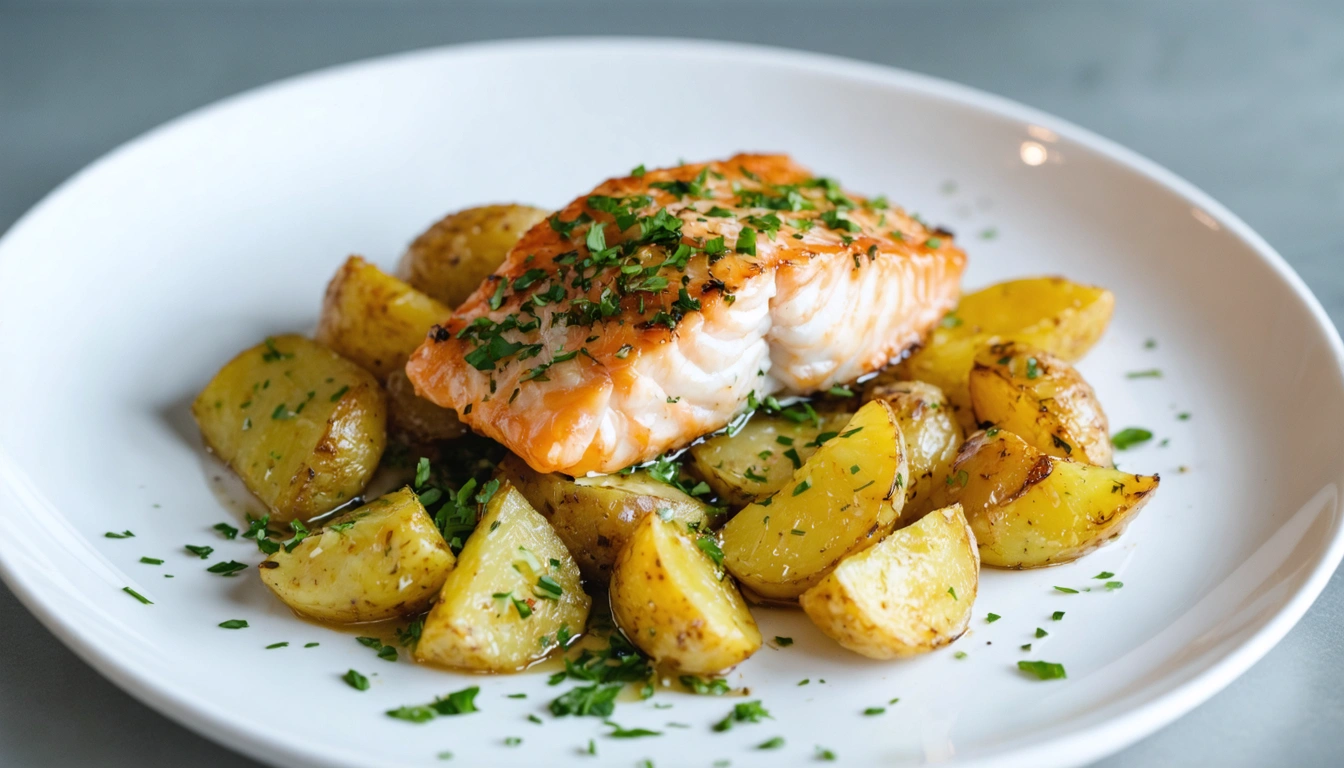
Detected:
[
  {"left": 865, "top": 380, "right": 964, "bottom": 517},
  {"left": 688, "top": 410, "right": 855, "bottom": 508},
  {"left": 800, "top": 504, "right": 978, "bottom": 659},
  {"left": 610, "top": 514, "right": 761, "bottom": 674},
  {"left": 193, "top": 334, "right": 386, "bottom": 523},
  {"left": 721, "top": 400, "right": 907, "bottom": 600},
  {"left": 969, "top": 342, "right": 1112, "bottom": 466},
  {"left": 884, "top": 277, "right": 1115, "bottom": 431},
  {"left": 929, "top": 429, "right": 1158, "bottom": 568},
  {"left": 950, "top": 276, "right": 1115, "bottom": 362},
  {"left": 315, "top": 255, "right": 454, "bottom": 381},
  {"left": 397, "top": 204, "right": 549, "bottom": 308},
  {"left": 385, "top": 368, "right": 468, "bottom": 442},
  {"left": 258, "top": 487, "right": 453, "bottom": 622},
  {"left": 498, "top": 455, "right": 714, "bottom": 581},
  {"left": 415, "top": 484, "right": 590, "bottom": 672}
]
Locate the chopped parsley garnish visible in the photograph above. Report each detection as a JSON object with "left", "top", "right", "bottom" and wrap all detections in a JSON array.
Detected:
[
  {"left": 986, "top": 613, "right": 1001, "bottom": 623},
  {"left": 712, "top": 701, "right": 772, "bottom": 732},
  {"left": 122, "top": 587, "right": 152, "bottom": 604},
  {"left": 1177, "top": 412, "right": 1191, "bottom": 421},
  {"left": 863, "top": 707, "right": 885, "bottom": 716},
  {"left": 213, "top": 522, "right": 239, "bottom": 539},
  {"left": 816, "top": 746, "right": 837, "bottom": 761},
  {"left": 206, "top": 560, "right": 248, "bottom": 576},
  {"left": 1035, "top": 627, "right": 1048, "bottom": 638},
  {"left": 695, "top": 536, "right": 725, "bottom": 567},
  {"left": 604, "top": 721, "right": 662, "bottom": 738},
  {"left": 827, "top": 385, "right": 854, "bottom": 397},
  {"left": 774, "top": 636, "right": 794, "bottom": 647},
  {"left": 105, "top": 530, "right": 135, "bottom": 539},
  {"left": 1052, "top": 611, "right": 1065, "bottom": 621},
  {"left": 344, "top": 669, "right": 370, "bottom": 691},
  {"left": 218, "top": 619, "right": 248, "bottom": 629},
  {"left": 266, "top": 642, "right": 288, "bottom": 649},
  {"left": 948, "top": 470, "right": 969, "bottom": 488},
  {"left": 357, "top": 636, "right": 399, "bottom": 662},
  {"left": 184, "top": 544, "right": 214, "bottom": 559},
  {"left": 736, "top": 226, "right": 758, "bottom": 256},
  {"left": 792, "top": 479, "right": 812, "bottom": 496},
  {"left": 954, "top": 651, "right": 968, "bottom": 659},
  {"left": 329, "top": 385, "right": 349, "bottom": 402},
  {"left": 1017, "top": 660, "right": 1067, "bottom": 680},
  {"left": 534, "top": 575, "right": 564, "bottom": 601},
  {"left": 139, "top": 557, "right": 163, "bottom": 565},
  {"left": 1105, "top": 581, "right": 1124, "bottom": 590},
  {"left": 758, "top": 737, "right": 785, "bottom": 749},
  {"left": 504, "top": 737, "right": 522, "bottom": 746},
  {"left": 1093, "top": 571, "right": 1115, "bottom": 579},
  {"left": 1025, "top": 356, "right": 1041, "bottom": 379},
  {"left": 680, "top": 676, "right": 731, "bottom": 695},
  {"left": 387, "top": 686, "right": 480, "bottom": 723},
  {"left": 550, "top": 683, "right": 621, "bottom": 718},
  {"left": 1054, "top": 586, "right": 1079, "bottom": 594},
  {"left": 1126, "top": 369, "right": 1162, "bottom": 379},
  {"left": 1112, "top": 427, "right": 1153, "bottom": 450}
]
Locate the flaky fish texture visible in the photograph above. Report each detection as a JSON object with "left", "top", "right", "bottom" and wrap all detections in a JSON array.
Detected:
[{"left": 407, "top": 154, "right": 965, "bottom": 476}]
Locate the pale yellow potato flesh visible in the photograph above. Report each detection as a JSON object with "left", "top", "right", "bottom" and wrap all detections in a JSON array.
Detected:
[
  {"left": 929, "top": 429, "right": 1159, "bottom": 568},
  {"left": 950, "top": 276, "right": 1115, "bottom": 363},
  {"left": 192, "top": 334, "right": 386, "bottom": 523},
  {"left": 968, "top": 342, "right": 1112, "bottom": 466},
  {"left": 800, "top": 504, "right": 978, "bottom": 659},
  {"left": 689, "top": 410, "right": 854, "bottom": 508},
  {"left": 415, "top": 485, "right": 590, "bottom": 672},
  {"left": 864, "top": 380, "right": 964, "bottom": 519},
  {"left": 259, "top": 487, "right": 454, "bottom": 622},
  {"left": 498, "top": 455, "right": 713, "bottom": 581},
  {"left": 315, "top": 255, "right": 453, "bottom": 381},
  {"left": 721, "top": 400, "right": 907, "bottom": 600},
  {"left": 610, "top": 514, "right": 761, "bottom": 674},
  {"left": 397, "top": 204, "right": 550, "bottom": 309}
]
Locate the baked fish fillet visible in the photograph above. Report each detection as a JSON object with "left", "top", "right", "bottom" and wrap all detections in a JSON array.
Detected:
[{"left": 406, "top": 153, "right": 965, "bottom": 476}]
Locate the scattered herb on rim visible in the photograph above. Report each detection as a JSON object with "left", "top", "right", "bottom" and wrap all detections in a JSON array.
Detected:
[
  {"left": 122, "top": 587, "right": 152, "bottom": 604},
  {"left": 1112, "top": 427, "right": 1153, "bottom": 450},
  {"left": 712, "top": 701, "right": 772, "bottom": 732},
  {"left": 139, "top": 557, "right": 163, "bottom": 565},
  {"left": 1018, "top": 660, "right": 1067, "bottom": 680},
  {"left": 986, "top": 613, "right": 1001, "bottom": 623},
  {"left": 213, "top": 522, "right": 239, "bottom": 539},
  {"left": 105, "top": 530, "right": 135, "bottom": 539},
  {"left": 758, "top": 737, "right": 785, "bottom": 749},
  {"left": 344, "top": 669, "right": 370, "bottom": 691},
  {"left": 218, "top": 619, "right": 248, "bottom": 629}
]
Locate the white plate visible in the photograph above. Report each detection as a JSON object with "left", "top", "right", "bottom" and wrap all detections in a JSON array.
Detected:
[{"left": 1, "top": 38, "right": 1341, "bottom": 768}]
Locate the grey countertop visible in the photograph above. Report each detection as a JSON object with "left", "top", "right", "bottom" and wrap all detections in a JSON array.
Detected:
[{"left": 2, "top": 1, "right": 1342, "bottom": 765}]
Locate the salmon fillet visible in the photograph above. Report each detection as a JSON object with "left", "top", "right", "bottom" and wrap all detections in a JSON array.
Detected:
[{"left": 406, "top": 154, "right": 966, "bottom": 476}]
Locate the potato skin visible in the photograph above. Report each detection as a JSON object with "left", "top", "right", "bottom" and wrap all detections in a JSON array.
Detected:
[
  {"left": 415, "top": 484, "right": 590, "bottom": 673},
  {"left": 192, "top": 334, "right": 386, "bottom": 523},
  {"left": 397, "top": 204, "right": 549, "bottom": 308},
  {"left": 721, "top": 400, "right": 908, "bottom": 600},
  {"left": 800, "top": 504, "right": 978, "bottom": 659},
  {"left": 688, "top": 410, "right": 854, "bottom": 508},
  {"left": 610, "top": 514, "right": 761, "bottom": 674},
  {"left": 497, "top": 455, "right": 713, "bottom": 581},
  {"left": 884, "top": 277, "right": 1115, "bottom": 431},
  {"left": 259, "top": 487, "right": 453, "bottom": 622},
  {"left": 969, "top": 342, "right": 1112, "bottom": 466},
  {"left": 865, "top": 380, "right": 964, "bottom": 518},
  {"left": 385, "top": 367, "right": 468, "bottom": 442},
  {"left": 316, "top": 255, "right": 454, "bottom": 381},
  {"left": 929, "top": 429, "right": 1159, "bottom": 568}
]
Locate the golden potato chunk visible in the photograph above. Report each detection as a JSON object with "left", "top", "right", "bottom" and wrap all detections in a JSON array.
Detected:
[
  {"left": 415, "top": 484, "right": 590, "bottom": 672},
  {"left": 193, "top": 334, "right": 386, "bottom": 523},
  {"left": 800, "top": 504, "right": 978, "bottom": 659},
  {"left": 864, "top": 380, "right": 964, "bottom": 517},
  {"left": 610, "top": 514, "right": 761, "bottom": 674},
  {"left": 498, "top": 455, "right": 713, "bottom": 581},
  {"left": 397, "top": 204, "right": 549, "bottom": 308},
  {"left": 969, "top": 342, "right": 1112, "bottom": 466},
  {"left": 884, "top": 277, "right": 1115, "bottom": 431},
  {"left": 259, "top": 487, "right": 453, "bottom": 622},
  {"left": 929, "top": 429, "right": 1158, "bottom": 568},
  {"left": 721, "top": 400, "right": 907, "bottom": 600},
  {"left": 688, "top": 410, "right": 854, "bottom": 508},
  {"left": 950, "top": 276, "right": 1115, "bottom": 362},
  {"left": 385, "top": 368, "right": 468, "bottom": 442},
  {"left": 316, "top": 255, "right": 454, "bottom": 381}
]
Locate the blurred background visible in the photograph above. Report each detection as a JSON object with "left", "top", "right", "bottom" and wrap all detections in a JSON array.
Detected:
[{"left": 2, "top": 2, "right": 1342, "bottom": 767}]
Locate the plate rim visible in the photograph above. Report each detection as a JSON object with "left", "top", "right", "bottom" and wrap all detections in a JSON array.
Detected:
[{"left": 1, "top": 35, "right": 1342, "bottom": 768}]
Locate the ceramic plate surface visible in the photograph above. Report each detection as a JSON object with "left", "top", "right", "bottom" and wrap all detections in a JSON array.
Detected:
[{"left": 1, "top": 38, "right": 1341, "bottom": 768}]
